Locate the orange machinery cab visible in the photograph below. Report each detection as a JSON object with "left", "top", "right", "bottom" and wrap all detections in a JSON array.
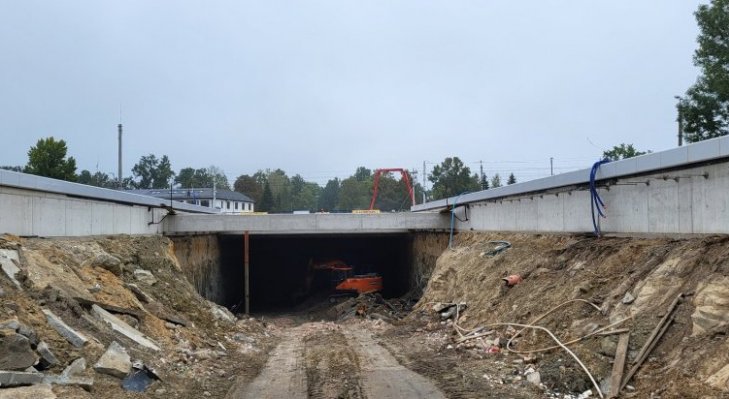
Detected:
[
  {"left": 335, "top": 273, "right": 383, "bottom": 294},
  {"left": 326, "top": 264, "right": 383, "bottom": 295}
]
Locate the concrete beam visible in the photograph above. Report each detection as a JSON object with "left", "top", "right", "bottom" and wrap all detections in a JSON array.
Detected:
[{"left": 164, "top": 212, "right": 450, "bottom": 235}]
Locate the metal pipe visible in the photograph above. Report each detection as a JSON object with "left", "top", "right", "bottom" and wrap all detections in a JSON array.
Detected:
[{"left": 244, "top": 231, "right": 250, "bottom": 315}]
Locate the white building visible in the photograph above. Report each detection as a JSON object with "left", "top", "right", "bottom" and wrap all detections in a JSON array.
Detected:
[{"left": 129, "top": 188, "right": 255, "bottom": 214}]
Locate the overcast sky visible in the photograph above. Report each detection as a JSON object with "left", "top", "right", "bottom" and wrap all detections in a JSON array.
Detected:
[{"left": 0, "top": 1, "right": 705, "bottom": 186}]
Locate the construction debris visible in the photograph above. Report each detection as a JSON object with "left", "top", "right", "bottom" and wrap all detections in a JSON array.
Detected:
[
  {"left": 91, "top": 305, "right": 160, "bottom": 351},
  {"left": 0, "top": 333, "right": 37, "bottom": 370},
  {"left": 0, "top": 370, "right": 44, "bottom": 387},
  {"left": 41, "top": 309, "right": 88, "bottom": 347},
  {"left": 0, "top": 249, "right": 22, "bottom": 288},
  {"left": 93, "top": 341, "right": 131, "bottom": 378},
  {"left": 0, "top": 384, "right": 55, "bottom": 399}
]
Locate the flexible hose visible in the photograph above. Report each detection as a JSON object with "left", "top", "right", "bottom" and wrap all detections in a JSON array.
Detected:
[
  {"left": 448, "top": 192, "right": 468, "bottom": 249},
  {"left": 590, "top": 160, "right": 610, "bottom": 236}
]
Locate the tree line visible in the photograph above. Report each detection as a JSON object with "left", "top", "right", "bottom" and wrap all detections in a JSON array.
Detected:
[
  {"left": 1, "top": 137, "right": 524, "bottom": 212},
  {"left": 3, "top": 136, "right": 660, "bottom": 213}
]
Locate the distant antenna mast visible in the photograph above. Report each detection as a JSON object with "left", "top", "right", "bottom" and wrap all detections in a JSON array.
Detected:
[{"left": 117, "top": 123, "right": 123, "bottom": 189}]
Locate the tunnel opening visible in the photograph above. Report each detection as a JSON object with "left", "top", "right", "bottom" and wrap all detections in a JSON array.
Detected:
[{"left": 218, "top": 233, "right": 413, "bottom": 313}]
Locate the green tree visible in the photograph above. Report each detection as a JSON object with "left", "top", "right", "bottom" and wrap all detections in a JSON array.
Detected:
[
  {"left": 258, "top": 182, "right": 274, "bottom": 212},
  {"left": 370, "top": 170, "right": 420, "bottom": 211},
  {"left": 24, "top": 137, "right": 77, "bottom": 181},
  {"left": 175, "top": 166, "right": 229, "bottom": 190},
  {"left": 234, "top": 174, "right": 263, "bottom": 204},
  {"left": 354, "top": 167, "right": 372, "bottom": 182},
  {"left": 428, "top": 157, "right": 480, "bottom": 200},
  {"left": 132, "top": 154, "right": 175, "bottom": 189},
  {"left": 318, "top": 178, "right": 340, "bottom": 211},
  {"left": 677, "top": 0, "right": 729, "bottom": 142},
  {"left": 338, "top": 176, "right": 371, "bottom": 210},
  {"left": 480, "top": 174, "right": 489, "bottom": 190},
  {"left": 290, "top": 174, "right": 320, "bottom": 211},
  {"left": 78, "top": 170, "right": 113, "bottom": 188},
  {"left": 507, "top": 173, "right": 517, "bottom": 185},
  {"left": 602, "top": 144, "right": 647, "bottom": 161},
  {"left": 1, "top": 166, "right": 23, "bottom": 172},
  {"left": 491, "top": 173, "right": 502, "bottom": 188}
]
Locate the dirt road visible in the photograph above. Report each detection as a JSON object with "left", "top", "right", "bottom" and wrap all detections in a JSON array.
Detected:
[{"left": 228, "top": 321, "right": 445, "bottom": 399}]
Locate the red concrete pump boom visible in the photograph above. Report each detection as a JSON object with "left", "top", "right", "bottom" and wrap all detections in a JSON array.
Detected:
[{"left": 369, "top": 168, "right": 416, "bottom": 210}]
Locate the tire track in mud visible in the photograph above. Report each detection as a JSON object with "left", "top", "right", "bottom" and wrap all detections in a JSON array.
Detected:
[
  {"left": 342, "top": 325, "right": 447, "bottom": 399},
  {"left": 304, "top": 327, "right": 364, "bottom": 399},
  {"left": 231, "top": 321, "right": 445, "bottom": 399},
  {"left": 230, "top": 325, "right": 307, "bottom": 399}
]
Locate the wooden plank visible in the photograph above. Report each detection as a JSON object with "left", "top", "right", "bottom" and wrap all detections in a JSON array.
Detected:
[
  {"left": 608, "top": 333, "right": 630, "bottom": 398},
  {"left": 620, "top": 313, "right": 676, "bottom": 392}
]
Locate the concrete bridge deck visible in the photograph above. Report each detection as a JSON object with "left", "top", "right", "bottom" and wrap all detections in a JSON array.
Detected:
[{"left": 164, "top": 212, "right": 449, "bottom": 235}]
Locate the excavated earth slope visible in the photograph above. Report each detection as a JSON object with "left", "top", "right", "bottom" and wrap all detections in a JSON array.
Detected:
[
  {"left": 0, "top": 234, "right": 273, "bottom": 399},
  {"left": 413, "top": 232, "right": 729, "bottom": 398}
]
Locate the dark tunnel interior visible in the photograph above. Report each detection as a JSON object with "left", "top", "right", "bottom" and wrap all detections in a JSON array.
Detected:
[{"left": 218, "top": 234, "right": 413, "bottom": 312}]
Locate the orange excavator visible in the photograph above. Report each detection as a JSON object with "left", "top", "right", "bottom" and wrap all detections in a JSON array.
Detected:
[{"left": 311, "top": 259, "right": 383, "bottom": 298}]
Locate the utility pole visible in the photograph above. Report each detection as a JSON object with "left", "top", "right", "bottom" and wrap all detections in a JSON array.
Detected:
[
  {"left": 479, "top": 161, "right": 485, "bottom": 190},
  {"left": 675, "top": 96, "right": 684, "bottom": 147},
  {"left": 422, "top": 161, "right": 427, "bottom": 203},
  {"left": 678, "top": 109, "right": 684, "bottom": 147},
  {"left": 550, "top": 157, "right": 554, "bottom": 176},
  {"left": 213, "top": 175, "right": 217, "bottom": 211},
  {"left": 117, "top": 124, "right": 123, "bottom": 189}
]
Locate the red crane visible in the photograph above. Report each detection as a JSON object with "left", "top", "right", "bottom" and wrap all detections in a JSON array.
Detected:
[{"left": 368, "top": 168, "right": 415, "bottom": 210}]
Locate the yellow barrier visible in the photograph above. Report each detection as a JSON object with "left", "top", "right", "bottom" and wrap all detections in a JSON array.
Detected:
[{"left": 352, "top": 209, "right": 381, "bottom": 214}]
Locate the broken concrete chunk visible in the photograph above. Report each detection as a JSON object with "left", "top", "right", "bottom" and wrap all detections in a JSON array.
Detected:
[
  {"left": 41, "top": 309, "right": 88, "bottom": 347},
  {"left": 133, "top": 269, "right": 157, "bottom": 285},
  {"left": 61, "top": 358, "right": 87, "bottom": 378},
  {"left": 0, "top": 249, "right": 22, "bottom": 288},
  {"left": 0, "top": 383, "right": 56, "bottom": 399},
  {"left": 526, "top": 371, "right": 541, "bottom": 386},
  {"left": 209, "top": 302, "right": 236, "bottom": 323},
  {"left": 622, "top": 292, "right": 635, "bottom": 305},
  {"left": 0, "top": 334, "right": 38, "bottom": 370},
  {"left": 42, "top": 373, "right": 94, "bottom": 391},
  {"left": 91, "top": 305, "right": 160, "bottom": 351},
  {"left": 89, "top": 254, "right": 123, "bottom": 276},
  {"left": 126, "top": 283, "right": 154, "bottom": 303},
  {"left": 94, "top": 341, "right": 131, "bottom": 378},
  {"left": 0, "top": 370, "right": 44, "bottom": 387},
  {"left": 36, "top": 341, "right": 59, "bottom": 369}
]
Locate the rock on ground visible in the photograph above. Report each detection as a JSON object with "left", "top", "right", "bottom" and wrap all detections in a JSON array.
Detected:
[
  {"left": 0, "top": 333, "right": 38, "bottom": 370},
  {"left": 94, "top": 341, "right": 132, "bottom": 378},
  {"left": 0, "top": 383, "right": 56, "bottom": 399}
]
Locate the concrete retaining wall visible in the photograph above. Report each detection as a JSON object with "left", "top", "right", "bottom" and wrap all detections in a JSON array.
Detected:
[
  {"left": 0, "top": 186, "right": 168, "bottom": 236},
  {"left": 457, "top": 161, "right": 729, "bottom": 234}
]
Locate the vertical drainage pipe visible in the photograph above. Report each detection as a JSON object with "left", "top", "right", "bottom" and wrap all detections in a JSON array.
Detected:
[{"left": 244, "top": 231, "right": 250, "bottom": 315}]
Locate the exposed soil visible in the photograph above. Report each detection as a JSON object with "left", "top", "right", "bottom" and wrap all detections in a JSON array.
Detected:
[
  {"left": 0, "top": 234, "right": 274, "bottom": 399},
  {"left": 4, "top": 231, "right": 729, "bottom": 398},
  {"left": 227, "top": 319, "right": 444, "bottom": 399}
]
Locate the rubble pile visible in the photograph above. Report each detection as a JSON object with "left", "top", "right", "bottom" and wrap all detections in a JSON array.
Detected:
[
  {"left": 0, "top": 234, "right": 272, "bottom": 398},
  {"left": 332, "top": 292, "right": 416, "bottom": 322}
]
